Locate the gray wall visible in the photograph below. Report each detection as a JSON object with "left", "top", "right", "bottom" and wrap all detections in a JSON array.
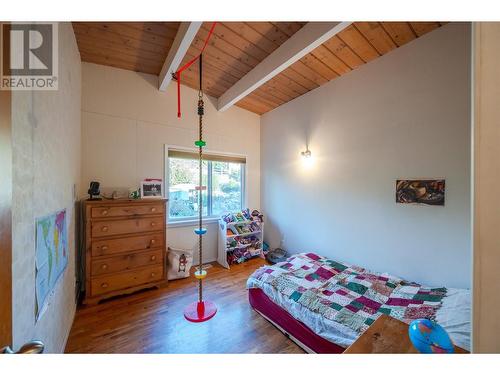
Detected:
[
  {"left": 11, "top": 23, "right": 81, "bottom": 352},
  {"left": 261, "top": 23, "right": 471, "bottom": 288}
]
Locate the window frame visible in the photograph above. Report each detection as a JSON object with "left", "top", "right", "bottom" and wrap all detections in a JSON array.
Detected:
[{"left": 165, "top": 145, "right": 247, "bottom": 225}]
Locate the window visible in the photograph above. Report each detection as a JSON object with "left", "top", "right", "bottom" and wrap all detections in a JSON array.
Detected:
[{"left": 167, "top": 149, "right": 245, "bottom": 220}]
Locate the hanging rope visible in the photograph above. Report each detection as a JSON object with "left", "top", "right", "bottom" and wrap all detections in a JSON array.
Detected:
[
  {"left": 174, "top": 22, "right": 217, "bottom": 118},
  {"left": 197, "top": 53, "right": 204, "bottom": 304},
  {"left": 182, "top": 24, "right": 217, "bottom": 324}
]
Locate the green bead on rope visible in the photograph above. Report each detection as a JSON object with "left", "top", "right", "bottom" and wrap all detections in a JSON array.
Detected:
[{"left": 195, "top": 140, "right": 206, "bottom": 147}]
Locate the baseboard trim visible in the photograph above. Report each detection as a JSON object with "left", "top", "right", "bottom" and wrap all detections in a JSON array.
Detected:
[{"left": 60, "top": 301, "right": 77, "bottom": 353}]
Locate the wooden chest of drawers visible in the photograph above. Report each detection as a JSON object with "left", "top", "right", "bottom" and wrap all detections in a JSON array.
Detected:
[{"left": 83, "top": 199, "right": 168, "bottom": 304}]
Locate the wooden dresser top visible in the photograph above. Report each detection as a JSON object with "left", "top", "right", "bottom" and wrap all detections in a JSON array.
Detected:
[{"left": 84, "top": 198, "right": 168, "bottom": 206}]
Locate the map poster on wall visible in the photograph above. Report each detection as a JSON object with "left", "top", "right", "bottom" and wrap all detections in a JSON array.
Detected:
[{"left": 35, "top": 209, "right": 68, "bottom": 320}]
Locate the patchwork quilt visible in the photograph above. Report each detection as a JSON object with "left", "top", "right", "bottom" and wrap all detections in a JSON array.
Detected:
[{"left": 248, "top": 253, "right": 447, "bottom": 335}]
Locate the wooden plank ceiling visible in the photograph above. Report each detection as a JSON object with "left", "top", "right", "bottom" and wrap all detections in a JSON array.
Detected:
[{"left": 73, "top": 22, "right": 445, "bottom": 115}]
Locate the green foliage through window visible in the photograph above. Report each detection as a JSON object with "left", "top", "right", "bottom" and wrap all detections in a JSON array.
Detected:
[{"left": 168, "top": 156, "right": 243, "bottom": 219}]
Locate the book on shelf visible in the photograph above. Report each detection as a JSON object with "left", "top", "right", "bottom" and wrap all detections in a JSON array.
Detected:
[{"left": 217, "top": 209, "right": 265, "bottom": 269}]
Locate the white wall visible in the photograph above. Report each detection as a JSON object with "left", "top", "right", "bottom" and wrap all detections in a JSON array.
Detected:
[
  {"left": 81, "top": 63, "right": 261, "bottom": 263},
  {"left": 261, "top": 23, "right": 471, "bottom": 288},
  {"left": 11, "top": 23, "right": 81, "bottom": 352},
  {"left": 473, "top": 22, "right": 500, "bottom": 353}
]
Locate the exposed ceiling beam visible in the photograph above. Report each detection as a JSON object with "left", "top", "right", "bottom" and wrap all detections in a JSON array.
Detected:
[
  {"left": 217, "top": 21, "right": 351, "bottom": 112},
  {"left": 159, "top": 22, "right": 202, "bottom": 91}
]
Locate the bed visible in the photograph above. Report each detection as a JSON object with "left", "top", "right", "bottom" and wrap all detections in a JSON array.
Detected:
[{"left": 247, "top": 252, "right": 471, "bottom": 353}]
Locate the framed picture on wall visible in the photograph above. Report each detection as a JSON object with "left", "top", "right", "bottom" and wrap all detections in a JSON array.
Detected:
[
  {"left": 141, "top": 179, "right": 163, "bottom": 198},
  {"left": 396, "top": 179, "right": 445, "bottom": 206}
]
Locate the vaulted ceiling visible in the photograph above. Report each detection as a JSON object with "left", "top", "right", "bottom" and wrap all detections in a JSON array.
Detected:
[{"left": 73, "top": 22, "right": 445, "bottom": 115}]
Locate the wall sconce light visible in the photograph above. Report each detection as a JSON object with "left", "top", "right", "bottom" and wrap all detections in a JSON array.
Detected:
[{"left": 301, "top": 147, "right": 313, "bottom": 168}]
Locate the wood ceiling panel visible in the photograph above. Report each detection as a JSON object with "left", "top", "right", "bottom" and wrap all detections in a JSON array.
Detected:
[
  {"left": 73, "top": 23, "right": 171, "bottom": 56},
  {"left": 178, "top": 55, "right": 235, "bottom": 94},
  {"left": 73, "top": 22, "right": 178, "bottom": 75},
  {"left": 182, "top": 59, "right": 236, "bottom": 91},
  {"left": 180, "top": 22, "right": 319, "bottom": 113},
  {"left": 252, "top": 87, "right": 287, "bottom": 108},
  {"left": 186, "top": 32, "right": 252, "bottom": 78},
  {"left": 179, "top": 22, "right": 306, "bottom": 104},
  {"left": 310, "top": 45, "right": 351, "bottom": 76},
  {"left": 380, "top": 22, "right": 417, "bottom": 47},
  {"left": 256, "top": 79, "right": 300, "bottom": 108},
  {"left": 271, "top": 73, "right": 310, "bottom": 97},
  {"left": 225, "top": 22, "right": 279, "bottom": 55},
  {"left": 270, "top": 22, "right": 321, "bottom": 89},
  {"left": 337, "top": 25, "right": 380, "bottom": 63},
  {"left": 226, "top": 21, "right": 328, "bottom": 87},
  {"left": 248, "top": 91, "right": 285, "bottom": 110},
  {"left": 212, "top": 23, "right": 269, "bottom": 62},
  {"left": 73, "top": 21, "right": 447, "bottom": 115},
  {"left": 354, "top": 22, "right": 397, "bottom": 55},
  {"left": 409, "top": 22, "right": 440, "bottom": 37},
  {"left": 299, "top": 53, "right": 339, "bottom": 81},
  {"left": 280, "top": 68, "right": 318, "bottom": 92},
  {"left": 235, "top": 21, "right": 445, "bottom": 113},
  {"left": 288, "top": 59, "right": 329, "bottom": 86},
  {"left": 79, "top": 22, "right": 176, "bottom": 47},
  {"left": 236, "top": 95, "right": 272, "bottom": 115},
  {"left": 273, "top": 22, "right": 307, "bottom": 37},
  {"left": 182, "top": 48, "right": 239, "bottom": 84},
  {"left": 322, "top": 35, "right": 365, "bottom": 69},
  {"left": 186, "top": 21, "right": 313, "bottom": 112},
  {"left": 262, "top": 76, "right": 303, "bottom": 100},
  {"left": 179, "top": 74, "right": 226, "bottom": 98},
  {"left": 247, "top": 22, "right": 299, "bottom": 45},
  {"left": 126, "top": 22, "right": 180, "bottom": 39},
  {"left": 76, "top": 37, "right": 163, "bottom": 63},
  {"left": 196, "top": 24, "right": 261, "bottom": 69},
  {"left": 178, "top": 57, "right": 235, "bottom": 97},
  {"left": 257, "top": 82, "right": 296, "bottom": 103},
  {"left": 241, "top": 90, "right": 280, "bottom": 114},
  {"left": 228, "top": 21, "right": 318, "bottom": 92}
]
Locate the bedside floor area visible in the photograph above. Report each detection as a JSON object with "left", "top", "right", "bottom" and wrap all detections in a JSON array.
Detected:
[{"left": 65, "top": 258, "right": 304, "bottom": 354}]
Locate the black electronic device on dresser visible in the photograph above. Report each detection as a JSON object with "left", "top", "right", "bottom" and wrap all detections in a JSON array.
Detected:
[{"left": 87, "top": 181, "right": 101, "bottom": 200}]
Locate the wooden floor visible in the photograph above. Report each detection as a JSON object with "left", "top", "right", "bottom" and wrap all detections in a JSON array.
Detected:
[{"left": 65, "top": 258, "right": 304, "bottom": 353}]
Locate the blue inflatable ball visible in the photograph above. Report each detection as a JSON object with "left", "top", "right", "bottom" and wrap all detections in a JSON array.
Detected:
[{"left": 408, "top": 319, "right": 454, "bottom": 354}]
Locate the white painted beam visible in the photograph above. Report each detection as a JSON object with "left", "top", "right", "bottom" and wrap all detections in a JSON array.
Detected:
[
  {"left": 217, "top": 22, "right": 351, "bottom": 112},
  {"left": 159, "top": 22, "right": 202, "bottom": 91}
]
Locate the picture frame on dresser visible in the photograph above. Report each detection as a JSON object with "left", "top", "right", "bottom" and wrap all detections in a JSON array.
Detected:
[
  {"left": 83, "top": 198, "right": 168, "bottom": 305},
  {"left": 140, "top": 179, "right": 163, "bottom": 199}
]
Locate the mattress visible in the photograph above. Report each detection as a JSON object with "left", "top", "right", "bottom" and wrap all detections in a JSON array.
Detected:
[
  {"left": 249, "top": 288, "right": 345, "bottom": 353},
  {"left": 247, "top": 253, "right": 471, "bottom": 352}
]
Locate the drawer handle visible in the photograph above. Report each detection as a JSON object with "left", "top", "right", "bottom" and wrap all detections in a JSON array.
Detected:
[
  {"left": 150, "top": 222, "right": 156, "bottom": 227},
  {"left": 150, "top": 239, "right": 156, "bottom": 245},
  {"left": 151, "top": 207, "right": 157, "bottom": 212},
  {"left": 101, "top": 226, "right": 109, "bottom": 232},
  {"left": 101, "top": 245, "right": 109, "bottom": 251},
  {"left": 102, "top": 209, "right": 109, "bottom": 216},
  {"left": 101, "top": 264, "right": 108, "bottom": 270},
  {"left": 150, "top": 255, "right": 157, "bottom": 261},
  {"left": 101, "top": 283, "right": 108, "bottom": 289},
  {"left": 150, "top": 272, "right": 156, "bottom": 277}
]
